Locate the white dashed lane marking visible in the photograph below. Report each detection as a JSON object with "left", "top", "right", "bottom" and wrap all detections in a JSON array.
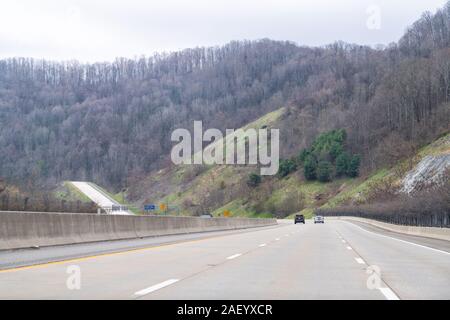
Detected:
[
  {"left": 226, "top": 254, "right": 242, "bottom": 260},
  {"left": 134, "top": 279, "right": 179, "bottom": 296}
]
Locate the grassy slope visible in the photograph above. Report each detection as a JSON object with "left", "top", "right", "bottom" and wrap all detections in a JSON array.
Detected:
[
  {"left": 143, "top": 108, "right": 356, "bottom": 217},
  {"left": 133, "top": 107, "right": 449, "bottom": 219},
  {"left": 53, "top": 181, "right": 92, "bottom": 203},
  {"left": 236, "top": 132, "right": 449, "bottom": 219},
  {"left": 207, "top": 175, "right": 353, "bottom": 219},
  {"left": 146, "top": 108, "right": 287, "bottom": 216}
]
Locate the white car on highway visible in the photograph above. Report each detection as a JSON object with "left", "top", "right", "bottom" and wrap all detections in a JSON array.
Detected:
[{"left": 314, "top": 215, "right": 324, "bottom": 224}]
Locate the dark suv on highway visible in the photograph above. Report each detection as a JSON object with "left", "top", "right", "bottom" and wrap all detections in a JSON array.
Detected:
[{"left": 294, "top": 214, "right": 305, "bottom": 224}]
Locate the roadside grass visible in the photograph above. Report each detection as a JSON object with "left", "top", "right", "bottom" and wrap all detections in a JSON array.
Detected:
[
  {"left": 242, "top": 107, "right": 285, "bottom": 130},
  {"left": 159, "top": 165, "right": 248, "bottom": 208},
  {"left": 417, "top": 132, "right": 450, "bottom": 157},
  {"left": 53, "top": 181, "right": 93, "bottom": 203},
  {"left": 321, "top": 169, "right": 390, "bottom": 209},
  {"left": 210, "top": 175, "right": 342, "bottom": 219},
  {"left": 262, "top": 175, "right": 350, "bottom": 217},
  {"left": 212, "top": 199, "right": 274, "bottom": 218}
]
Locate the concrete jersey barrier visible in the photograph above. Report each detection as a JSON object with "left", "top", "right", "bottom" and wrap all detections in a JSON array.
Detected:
[
  {"left": 0, "top": 211, "right": 277, "bottom": 251},
  {"left": 329, "top": 216, "right": 450, "bottom": 241}
]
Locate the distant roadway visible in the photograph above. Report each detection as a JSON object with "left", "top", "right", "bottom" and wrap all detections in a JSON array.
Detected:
[
  {"left": 70, "top": 181, "right": 132, "bottom": 215},
  {"left": 0, "top": 220, "right": 449, "bottom": 299}
]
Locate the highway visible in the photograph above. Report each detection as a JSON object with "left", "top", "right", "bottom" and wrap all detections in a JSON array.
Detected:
[
  {"left": 0, "top": 220, "right": 449, "bottom": 300},
  {"left": 70, "top": 181, "right": 132, "bottom": 215}
]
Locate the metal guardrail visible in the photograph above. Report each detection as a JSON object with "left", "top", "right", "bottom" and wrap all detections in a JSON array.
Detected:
[
  {"left": 101, "top": 205, "right": 129, "bottom": 214},
  {"left": 316, "top": 209, "right": 450, "bottom": 228}
]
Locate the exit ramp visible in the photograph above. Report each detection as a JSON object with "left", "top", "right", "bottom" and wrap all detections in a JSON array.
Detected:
[{"left": 70, "top": 181, "right": 132, "bottom": 215}]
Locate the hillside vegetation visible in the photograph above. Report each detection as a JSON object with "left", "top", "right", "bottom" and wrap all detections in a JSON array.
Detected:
[
  {"left": 130, "top": 4, "right": 450, "bottom": 218},
  {"left": 0, "top": 179, "right": 97, "bottom": 213},
  {"left": 0, "top": 3, "right": 449, "bottom": 216},
  {"left": 1, "top": 3, "right": 449, "bottom": 193},
  {"left": 130, "top": 104, "right": 448, "bottom": 219},
  {"left": 315, "top": 132, "right": 449, "bottom": 225}
]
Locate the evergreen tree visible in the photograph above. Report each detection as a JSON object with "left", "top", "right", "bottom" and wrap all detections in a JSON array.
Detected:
[
  {"left": 317, "top": 160, "right": 333, "bottom": 182},
  {"left": 347, "top": 155, "right": 361, "bottom": 178},
  {"left": 247, "top": 173, "right": 262, "bottom": 187},
  {"left": 298, "top": 149, "right": 311, "bottom": 164},
  {"left": 335, "top": 152, "right": 350, "bottom": 177},
  {"left": 329, "top": 142, "right": 343, "bottom": 161},
  {"left": 278, "top": 159, "right": 297, "bottom": 178},
  {"left": 303, "top": 156, "right": 317, "bottom": 180}
]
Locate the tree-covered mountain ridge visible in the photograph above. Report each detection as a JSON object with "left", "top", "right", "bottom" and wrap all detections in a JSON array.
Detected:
[{"left": 0, "top": 2, "right": 449, "bottom": 196}]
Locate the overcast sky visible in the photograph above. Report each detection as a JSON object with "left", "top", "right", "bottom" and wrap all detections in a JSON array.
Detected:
[{"left": 0, "top": 0, "right": 447, "bottom": 62}]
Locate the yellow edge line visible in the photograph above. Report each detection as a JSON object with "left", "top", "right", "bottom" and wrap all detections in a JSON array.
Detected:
[{"left": 0, "top": 235, "right": 225, "bottom": 274}]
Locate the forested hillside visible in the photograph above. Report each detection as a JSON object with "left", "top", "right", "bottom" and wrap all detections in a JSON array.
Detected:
[{"left": 0, "top": 2, "right": 449, "bottom": 194}]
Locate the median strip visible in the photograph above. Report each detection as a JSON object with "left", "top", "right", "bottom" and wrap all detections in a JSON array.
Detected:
[{"left": 134, "top": 279, "right": 179, "bottom": 296}]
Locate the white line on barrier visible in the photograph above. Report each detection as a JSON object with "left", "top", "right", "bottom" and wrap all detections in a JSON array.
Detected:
[
  {"left": 378, "top": 287, "right": 400, "bottom": 300},
  {"left": 226, "top": 253, "right": 242, "bottom": 260},
  {"left": 134, "top": 279, "right": 179, "bottom": 296}
]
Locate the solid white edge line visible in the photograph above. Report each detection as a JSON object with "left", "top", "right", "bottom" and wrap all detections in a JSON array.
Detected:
[
  {"left": 355, "top": 257, "right": 365, "bottom": 264},
  {"left": 344, "top": 221, "right": 450, "bottom": 255},
  {"left": 226, "top": 253, "right": 242, "bottom": 260},
  {"left": 378, "top": 287, "right": 400, "bottom": 300},
  {"left": 134, "top": 279, "right": 179, "bottom": 296}
]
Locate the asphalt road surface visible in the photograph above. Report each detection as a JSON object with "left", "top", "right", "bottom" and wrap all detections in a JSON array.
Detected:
[{"left": 0, "top": 220, "right": 449, "bottom": 300}]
